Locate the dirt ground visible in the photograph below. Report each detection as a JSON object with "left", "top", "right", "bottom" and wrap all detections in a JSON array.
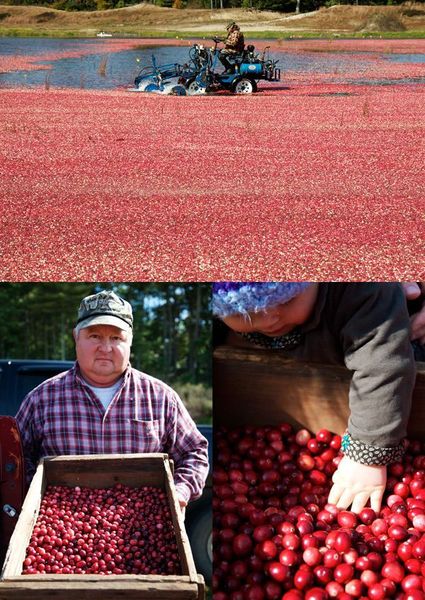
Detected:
[{"left": 0, "top": 2, "right": 425, "bottom": 36}]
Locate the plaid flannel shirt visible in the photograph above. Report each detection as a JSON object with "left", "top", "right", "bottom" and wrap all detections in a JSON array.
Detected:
[{"left": 15, "top": 363, "right": 209, "bottom": 503}]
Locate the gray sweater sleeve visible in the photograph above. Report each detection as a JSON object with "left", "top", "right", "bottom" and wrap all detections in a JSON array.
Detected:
[{"left": 339, "top": 283, "right": 415, "bottom": 448}]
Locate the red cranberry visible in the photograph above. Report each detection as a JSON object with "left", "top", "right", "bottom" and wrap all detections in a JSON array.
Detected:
[
  {"left": 305, "top": 588, "right": 328, "bottom": 600},
  {"left": 334, "top": 563, "right": 355, "bottom": 584},
  {"left": 381, "top": 560, "right": 405, "bottom": 583},
  {"left": 279, "top": 549, "right": 298, "bottom": 567},
  {"left": 282, "top": 533, "right": 300, "bottom": 550},
  {"left": 325, "top": 581, "right": 344, "bottom": 597},
  {"left": 316, "top": 429, "right": 333, "bottom": 445},
  {"left": 302, "top": 547, "right": 322, "bottom": 567},
  {"left": 367, "top": 583, "right": 386, "bottom": 599},
  {"left": 337, "top": 511, "right": 357, "bottom": 529},
  {"left": 360, "top": 569, "right": 379, "bottom": 586},
  {"left": 313, "top": 565, "right": 332, "bottom": 585},
  {"left": 295, "top": 429, "right": 312, "bottom": 446},
  {"left": 257, "top": 540, "right": 278, "bottom": 560},
  {"left": 402, "top": 574, "right": 423, "bottom": 592},
  {"left": 293, "top": 567, "right": 314, "bottom": 590},
  {"left": 412, "top": 514, "right": 425, "bottom": 532},
  {"left": 268, "top": 562, "right": 290, "bottom": 582},
  {"left": 232, "top": 534, "right": 253, "bottom": 556},
  {"left": 253, "top": 525, "right": 274, "bottom": 542},
  {"left": 358, "top": 507, "right": 376, "bottom": 525},
  {"left": 411, "top": 539, "right": 425, "bottom": 560},
  {"left": 388, "top": 525, "right": 408, "bottom": 541},
  {"left": 345, "top": 579, "right": 363, "bottom": 597},
  {"left": 323, "top": 549, "right": 342, "bottom": 568},
  {"left": 334, "top": 531, "right": 352, "bottom": 553}
]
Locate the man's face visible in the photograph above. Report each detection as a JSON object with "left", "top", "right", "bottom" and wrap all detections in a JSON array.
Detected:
[
  {"left": 74, "top": 324, "right": 131, "bottom": 387},
  {"left": 222, "top": 284, "right": 319, "bottom": 337}
]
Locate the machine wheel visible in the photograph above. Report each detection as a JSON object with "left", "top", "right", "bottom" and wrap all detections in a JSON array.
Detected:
[
  {"left": 169, "top": 85, "right": 187, "bottom": 96},
  {"left": 186, "top": 78, "right": 207, "bottom": 95},
  {"left": 232, "top": 77, "right": 257, "bottom": 95},
  {"left": 144, "top": 82, "right": 161, "bottom": 93},
  {"left": 186, "top": 508, "right": 212, "bottom": 585}
]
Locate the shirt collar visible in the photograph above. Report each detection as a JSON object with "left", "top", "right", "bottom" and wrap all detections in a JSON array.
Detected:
[{"left": 73, "top": 362, "right": 132, "bottom": 388}]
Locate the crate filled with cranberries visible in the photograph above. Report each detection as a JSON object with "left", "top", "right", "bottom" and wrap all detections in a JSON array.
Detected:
[
  {"left": 0, "top": 454, "right": 204, "bottom": 599},
  {"left": 213, "top": 423, "right": 425, "bottom": 600}
]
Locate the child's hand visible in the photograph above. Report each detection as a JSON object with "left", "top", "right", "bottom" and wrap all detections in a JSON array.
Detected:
[{"left": 328, "top": 456, "right": 387, "bottom": 514}]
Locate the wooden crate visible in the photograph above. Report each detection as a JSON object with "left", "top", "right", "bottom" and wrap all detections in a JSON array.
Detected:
[
  {"left": 0, "top": 454, "right": 204, "bottom": 600},
  {"left": 214, "top": 345, "right": 425, "bottom": 440}
]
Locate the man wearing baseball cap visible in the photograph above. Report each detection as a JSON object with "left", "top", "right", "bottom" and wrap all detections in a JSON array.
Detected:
[{"left": 16, "top": 290, "right": 209, "bottom": 511}]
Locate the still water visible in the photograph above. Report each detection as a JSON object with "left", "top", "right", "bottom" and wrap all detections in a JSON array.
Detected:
[{"left": 0, "top": 37, "right": 423, "bottom": 90}]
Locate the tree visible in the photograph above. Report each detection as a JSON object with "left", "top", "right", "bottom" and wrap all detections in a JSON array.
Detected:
[{"left": 0, "top": 283, "right": 211, "bottom": 384}]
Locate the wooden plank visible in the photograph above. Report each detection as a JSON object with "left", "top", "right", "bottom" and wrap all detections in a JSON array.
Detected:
[
  {"left": 2, "top": 575, "right": 193, "bottom": 583},
  {"left": 163, "top": 459, "right": 198, "bottom": 583},
  {"left": 196, "top": 575, "right": 206, "bottom": 600},
  {"left": 44, "top": 454, "right": 167, "bottom": 488},
  {"left": 213, "top": 346, "right": 425, "bottom": 439},
  {"left": 0, "top": 578, "right": 198, "bottom": 599},
  {"left": 0, "top": 417, "right": 25, "bottom": 568},
  {"left": 1, "top": 461, "right": 45, "bottom": 578}
]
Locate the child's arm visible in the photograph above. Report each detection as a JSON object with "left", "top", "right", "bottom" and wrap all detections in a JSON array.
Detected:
[{"left": 328, "top": 283, "right": 415, "bottom": 513}]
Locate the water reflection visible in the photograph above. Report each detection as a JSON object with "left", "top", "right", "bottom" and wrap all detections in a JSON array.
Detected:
[{"left": 0, "top": 38, "right": 424, "bottom": 90}]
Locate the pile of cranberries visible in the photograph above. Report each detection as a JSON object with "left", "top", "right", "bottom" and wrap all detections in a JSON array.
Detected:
[
  {"left": 23, "top": 483, "right": 181, "bottom": 576},
  {"left": 213, "top": 424, "right": 425, "bottom": 600}
]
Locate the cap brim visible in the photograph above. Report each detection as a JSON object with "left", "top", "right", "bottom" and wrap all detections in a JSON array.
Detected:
[{"left": 77, "top": 315, "right": 132, "bottom": 332}]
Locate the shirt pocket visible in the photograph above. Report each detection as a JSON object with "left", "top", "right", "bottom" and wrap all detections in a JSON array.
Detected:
[
  {"left": 131, "top": 419, "right": 160, "bottom": 437},
  {"left": 129, "top": 419, "right": 162, "bottom": 452}
]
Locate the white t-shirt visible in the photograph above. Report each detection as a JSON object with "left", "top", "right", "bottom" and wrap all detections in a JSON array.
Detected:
[{"left": 87, "top": 378, "right": 122, "bottom": 410}]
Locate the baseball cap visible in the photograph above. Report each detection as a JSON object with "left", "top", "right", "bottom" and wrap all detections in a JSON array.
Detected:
[{"left": 76, "top": 290, "right": 133, "bottom": 332}]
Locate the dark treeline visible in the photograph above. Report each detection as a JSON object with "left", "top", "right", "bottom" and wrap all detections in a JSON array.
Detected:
[
  {"left": 0, "top": 282, "right": 211, "bottom": 390},
  {"left": 1, "top": 0, "right": 409, "bottom": 13}
]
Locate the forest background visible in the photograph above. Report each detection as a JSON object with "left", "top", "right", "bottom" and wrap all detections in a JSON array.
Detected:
[
  {"left": 0, "top": 283, "right": 212, "bottom": 423},
  {"left": 0, "top": 0, "right": 412, "bottom": 17}
]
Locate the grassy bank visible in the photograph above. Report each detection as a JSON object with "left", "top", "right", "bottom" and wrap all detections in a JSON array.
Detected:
[
  {"left": 0, "top": 3, "right": 424, "bottom": 39},
  {"left": 1, "top": 27, "right": 425, "bottom": 39}
]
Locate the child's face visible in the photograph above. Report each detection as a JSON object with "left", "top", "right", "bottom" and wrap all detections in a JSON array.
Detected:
[{"left": 222, "top": 284, "right": 319, "bottom": 337}]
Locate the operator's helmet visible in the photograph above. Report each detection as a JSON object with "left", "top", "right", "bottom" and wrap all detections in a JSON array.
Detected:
[{"left": 226, "top": 21, "right": 239, "bottom": 31}]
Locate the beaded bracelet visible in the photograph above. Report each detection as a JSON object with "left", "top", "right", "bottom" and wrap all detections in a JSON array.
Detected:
[{"left": 341, "top": 431, "right": 405, "bottom": 466}]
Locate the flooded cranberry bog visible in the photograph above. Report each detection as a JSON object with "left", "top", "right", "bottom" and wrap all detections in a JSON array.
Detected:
[{"left": 0, "top": 38, "right": 424, "bottom": 280}]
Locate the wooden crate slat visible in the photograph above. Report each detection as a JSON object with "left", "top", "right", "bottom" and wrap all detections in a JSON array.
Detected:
[
  {"left": 0, "top": 579, "right": 198, "bottom": 599},
  {"left": 163, "top": 459, "right": 198, "bottom": 583},
  {"left": 44, "top": 454, "right": 167, "bottom": 488},
  {"left": 1, "top": 462, "right": 45, "bottom": 578},
  {"left": 214, "top": 347, "right": 425, "bottom": 440},
  {"left": 3, "top": 575, "right": 193, "bottom": 583}
]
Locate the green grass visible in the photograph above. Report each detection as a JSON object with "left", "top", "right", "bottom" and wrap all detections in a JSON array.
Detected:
[{"left": 1, "top": 27, "right": 425, "bottom": 39}]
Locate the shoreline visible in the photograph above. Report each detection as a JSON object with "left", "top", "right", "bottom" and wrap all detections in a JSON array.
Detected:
[{"left": 1, "top": 29, "right": 425, "bottom": 40}]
